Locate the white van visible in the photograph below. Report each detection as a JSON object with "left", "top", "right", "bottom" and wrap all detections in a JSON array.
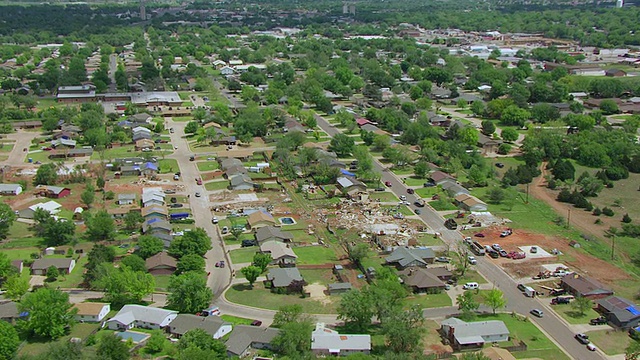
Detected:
[
  {"left": 524, "top": 286, "right": 536, "bottom": 297},
  {"left": 463, "top": 282, "right": 479, "bottom": 290}
]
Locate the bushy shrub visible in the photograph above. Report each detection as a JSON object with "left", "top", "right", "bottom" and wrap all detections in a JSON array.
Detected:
[{"left": 602, "top": 207, "right": 615, "bottom": 216}]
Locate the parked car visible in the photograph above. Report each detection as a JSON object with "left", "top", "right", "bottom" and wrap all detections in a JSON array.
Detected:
[
  {"left": 467, "top": 256, "right": 477, "bottom": 265},
  {"left": 414, "top": 209, "right": 421, "bottom": 215},
  {"left": 500, "top": 228, "right": 513, "bottom": 237},
  {"left": 575, "top": 333, "right": 590, "bottom": 345},
  {"left": 487, "top": 250, "right": 499, "bottom": 259},
  {"left": 474, "top": 233, "right": 485, "bottom": 238},
  {"left": 530, "top": 309, "right": 544, "bottom": 318},
  {"left": 196, "top": 178, "right": 203, "bottom": 185},
  {"left": 385, "top": 181, "right": 392, "bottom": 187},
  {"left": 221, "top": 226, "right": 229, "bottom": 234},
  {"left": 495, "top": 163, "right": 505, "bottom": 168},
  {"left": 499, "top": 250, "right": 508, "bottom": 257},
  {"left": 215, "top": 262, "right": 221, "bottom": 267},
  {"left": 169, "top": 128, "right": 175, "bottom": 133},
  {"left": 463, "top": 282, "right": 479, "bottom": 290},
  {"left": 517, "top": 284, "right": 526, "bottom": 292},
  {"left": 211, "top": 217, "right": 218, "bottom": 224},
  {"left": 195, "top": 192, "right": 201, "bottom": 197},
  {"left": 435, "top": 257, "right": 451, "bottom": 263},
  {"left": 587, "top": 343, "right": 597, "bottom": 351},
  {"left": 219, "top": 261, "right": 225, "bottom": 268},
  {"left": 423, "top": 182, "right": 435, "bottom": 187},
  {"left": 590, "top": 317, "right": 607, "bottom": 325},
  {"left": 400, "top": 195, "right": 407, "bottom": 201},
  {"left": 169, "top": 203, "right": 183, "bottom": 208},
  {"left": 530, "top": 246, "right": 538, "bottom": 253},
  {"left": 375, "top": 187, "right": 385, "bottom": 192},
  {"left": 251, "top": 320, "right": 262, "bottom": 327},
  {"left": 407, "top": 188, "right": 415, "bottom": 194},
  {"left": 241, "top": 240, "right": 257, "bottom": 247},
  {"left": 492, "top": 244, "right": 502, "bottom": 251}
]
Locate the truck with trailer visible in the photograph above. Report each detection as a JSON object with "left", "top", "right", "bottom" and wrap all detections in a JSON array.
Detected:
[
  {"left": 169, "top": 212, "right": 190, "bottom": 220},
  {"left": 470, "top": 241, "right": 486, "bottom": 256}
]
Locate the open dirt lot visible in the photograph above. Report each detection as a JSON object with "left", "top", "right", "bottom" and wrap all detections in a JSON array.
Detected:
[{"left": 478, "top": 227, "right": 632, "bottom": 287}]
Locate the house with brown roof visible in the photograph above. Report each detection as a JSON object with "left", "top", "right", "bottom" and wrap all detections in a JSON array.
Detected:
[
  {"left": 399, "top": 267, "right": 450, "bottom": 293},
  {"left": 429, "top": 171, "right": 453, "bottom": 184},
  {"left": 454, "top": 193, "right": 488, "bottom": 212},
  {"left": 31, "top": 258, "right": 76, "bottom": 275},
  {"left": 0, "top": 300, "right": 19, "bottom": 323},
  {"left": 145, "top": 252, "right": 177, "bottom": 275},
  {"left": 560, "top": 273, "right": 613, "bottom": 299},
  {"left": 255, "top": 226, "right": 294, "bottom": 244},
  {"left": 247, "top": 211, "right": 276, "bottom": 229},
  {"left": 72, "top": 302, "right": 110, "bottom": 322},
  {"left": 135, "top": 139, "right": 155, "bottom": 151}
]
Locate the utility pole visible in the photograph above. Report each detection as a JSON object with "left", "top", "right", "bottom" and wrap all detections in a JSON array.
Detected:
[
  {"left": 611, "top": 234, "right": 616, "bottom": 261},
  {"left": 566, "top": 207, "right": 571, "bottom": 229},
  {"left": 525, "top": 183, "right": 529, "bottom": 204}
]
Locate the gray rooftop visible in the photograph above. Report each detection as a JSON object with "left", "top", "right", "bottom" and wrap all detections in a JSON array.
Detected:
[
  {"left": 255, "top": 226, "right": 294, "bottom": 243},
  {"left": 441, "top": 317, "right": 509, "bottom": 345},
  {"left": 225, "top": 325, "right": 279, "bottom": 356},
  {"left": 168, "top": 314, "right": 230, "bottom": 337},
  {"left": 266, "top": 267, "right": 303, "bottom": 287},
  {"left": 385, "top": 247, "right": 435, "bottom": 267}
]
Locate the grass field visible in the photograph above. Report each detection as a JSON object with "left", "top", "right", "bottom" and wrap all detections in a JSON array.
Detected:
[
  {"left": 551, "top": 303, "right": 600, "bottom": 324},
  {"left": 154, "top": 274, "right": 172, "bottom": 291},
  {"left": 404, "top": 177, "right": 427, "bottom": 187},
  {"left": 368, "top": 192, "right": 399, "bottom": 202},
  {"left": 53, "top": 255, "right": 89, "bottom": 288},
  {"left": 18, "top": 323, "right": 100, "bottom": 357},
  {"left": 295, "top": 246, "right": 337, "bottom": 265},
  {"left": 586, "top": 329, "right": 632, "bottom": 355},
  {"left": 478, "top": 313, "right": 570, "bottom": 360},
  {"left": 299, "top": 269, "right": 334, "bottom": 285},
  {"left": 220, "top": 314, "right": 254, "bottom": 325},
  {"left": 458, "top": 270, "right": 488, "bottom": 284},
  {"left": 229, "top": 247, "right": 258, "bottom": 264},
  {"left": 197, "top": 161, "right": 220, "bottom": 171},
  {"left": 404, "top": 292, "right": 452, "bottom": 309},
  {"left": 204, "top": 180, "right": 229, "bottom": 191},
  {"left": 225, "top": 283, "right": 338, "bottom": 313}
]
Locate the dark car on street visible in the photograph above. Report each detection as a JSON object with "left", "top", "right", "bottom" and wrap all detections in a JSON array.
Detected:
[{"left": 575, "top": 333, "right": 590, "bottom": 344}]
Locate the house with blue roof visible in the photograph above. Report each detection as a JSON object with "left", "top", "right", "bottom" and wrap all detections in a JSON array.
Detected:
[{"left": 597, "top": 296, "right": 640, "bottom": 329}]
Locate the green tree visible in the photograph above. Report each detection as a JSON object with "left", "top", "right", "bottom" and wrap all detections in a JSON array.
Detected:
[
  {"left": 381, "top": 306, "right": 424, "bottom": 354},
  {"left": 84, "top": 244, "right": 116, "bottom": 284},
  {"left": 0, "top": 203, "right": 16, "bottom": 239},
  {"left": 0, "top": 320, "right": 19, "bottom": 360},
  {"left": 3, "top": 274, "right": 30, "bottom": 300},
  {"left": 457, "top": 290, "right": 480, "bottom": 317},
  {"left": 571, "top": 296, "right": 593, "bottom": 316},
  {"left": 272, "top": 320, "right": 314, "bottom": 358},
  {"left": 167, "top": 272, "right": 213, "bottom": 313},
  {"left": 0, "top": 253, "right": 13, "bottom": 280},
  {"left": 123, "top": 211, "right": 144, "bottom": 231},
  {"left": 33, "top": 163, "right": 58, "bottom": 185},
  {"left": 43, "top": 341, "right": 84, "bottom": 360},
  {"left": 458, "top": 127, "right": 479, "bottom": 146},
  {"left": 500, "top": 105, "right": 530, "bottom": 127},
  {"left": 338, "top": 289, "right": 373, "bottom": 332},
  {"left": 481, "top": 120, "right": 496, "bottom": 135},
  {"left": 471, "top": 101, "right": 485, "bottom": 116},
  {"left": 487, "top": 187, "right": 506, "bottom": 204},
  {"left": 19, "top": 288, "right": 76, "bottom": 339},
  {"left": 145, "top": 330, "right": 168, "bottom": 354},
  {"left": 81, "top": 188, "right": 95, "bottom": 208},
  {"left": 551, "top": 159, "right": 575, "bottom": 181},
  {"left": 93, "top": 265, "right": 155, "bottom": 305},
  {"left": 626, "top": 339, "right": 640, "bottom": 360},
  {"left": 346, "top": 243, "right": 369, "bottom": 266},
  {"left": 241, "top": 265, "right": 262, "bottom": 287},
  {"left": 185, "top": 121, "right": 200, "bottom": 134},
  {"left": 329, "top": 133, "right": 355, "bottom": 157},
  {"left": 86, "top": 210, "right": 116, "bottom": 241},
  {"left": 500, "top": 128, "right": 519, "bottom": 142},
  {"left": 120, "top": 254, "right": 147, "bottom": 272},
  {"left": 273, "top": 304, "right": 307, "bottom": 328},
  {"left": 97, "top": 332, "right": 130, "bottom": 360},
  {"left": 252, "top": 252, "right": 272, "bottom": 273},
  {"left": 177, "top": 328, "right": 226, "bottom": 357},
  {"left": 484, "top": 288, "right": 507, "bottom": 314},
  {"left": 168, "top": 228, "right": 212, "bottom": 258},
  {"left": 136, "top": 235, "right": 163, "bottom": 259},
  {"left": 39, "top": 214, "right": 76, "bottom": 247},
  {"left": 177, "top": 254, "right": 206, "bottom": 274},
  {"left": 46, "top": 265, "right": 60, "bottom": 282}
]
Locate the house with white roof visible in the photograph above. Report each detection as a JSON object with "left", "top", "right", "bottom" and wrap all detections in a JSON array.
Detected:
[
  {"left": 311, "top": 323, "right": 371, "bottom": 356},
  {"left": 19, "top": 200, "right": 62, "bottom": 219},
  {"left": 142, "top": 187, "right": 166, "bottom": 207},
  {"left": 440, "top": 317, "right": 510, "bottom": 350},
  {"left": 0, "top": 184, "right": 22, "bottom": 195},
  {"left": 106, "top": 304, "right": 177, "bottom": 330}
]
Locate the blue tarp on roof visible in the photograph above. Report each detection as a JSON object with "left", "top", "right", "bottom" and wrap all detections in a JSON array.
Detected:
[
  {"left": 144, "top": 162, "right": 158, "bottom": 171},
  {"left": 626, "top": 306, "right": 640, "bottom": 316},
  {"left": 340, "top": 169, "right": 356, "bottom": 177}
]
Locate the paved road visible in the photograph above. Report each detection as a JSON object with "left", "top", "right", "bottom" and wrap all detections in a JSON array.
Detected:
[
  {"left": 108, "top": 54, "right": 117, "bottom": 92},
  {"left": 6, "top": 130, "right": 42, "bottom": 166},
  {"left": 313, "top": 113, "right": 603, "bottom": 360},
  {"left": 166, "top": 118, "right": 231, "bottom": 298}
]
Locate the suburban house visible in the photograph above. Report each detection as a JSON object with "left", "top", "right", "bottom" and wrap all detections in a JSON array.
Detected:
[
  {"left": 31, "top": 258, "right": 76, "bottom": 275},
  {"left": 225, "top": 325, "right": 279, "bottom": 357},
  {"left": 132, "top": 126, "right": 152, "bottom": 141},
  {"left": 142, "top": 219, "right": 173, "bottom": 236},
  {"left": 220, "top": 158, "right": 243, "bottom": 170},
  {"left": 120, "top": 165, "right": 141, "bottom": 177},
  {"left": 108, "top": 207, "right": 134, "bottom": 219},
  {"left": 135, "top": 139, "right": 155, "bottom": 151},
  {"left": 168, "top": 314, "right": 232, "bottom": 339},
  {"left": 440, "top": 179, "right": 470, "bottom": 197},
  {"left": 142, "top": 187, "right": 166, "bottom": 207},
  {"left": 229, "top": 174, "right": 256, "bottom": 191},
  {"left": 0, "top": 300, "right": 19, "bottom": 323},
  {"left": 107, "top": 305, "right": 178, "bottom": 330},
  {"left": 336, "top": 176, "right": 367, "bottom": 197},
  {"left": 255, "top": 226, "right": 294, "bottom": 244},
  {"left": 327, "top": 282, "right": 353, "bottom": 295},
  {"left": 0, "top": 183, "right": 23, "bottom": 195},
  {"left": 220, "top": 66, "right": 235, "bottom": 75},
  {"left": 117, "top": 193, "right": 137, "bottom": 205},
  {"left": 145, "top": 252, "right": 177, "bottom": 275},
  {"left": 265, "top": 267, "right": 305, "bottom": 289},
  {"left": 430, "top": 171, "right": 454, "bottom": 184},
  {"left": 11, "top": 260, "right": 23, "bottom": 273},
  {"left": 605, "top": 68, "right": 626, "bottom": 77},
  {"left": 260, "top": 240, "right": 297, "bottom": 267},
  {"left": 129, "top": 113, "right": 153, "bottom": 124},
  {"left": 560, "top": 273, "right": 614, "bottom": 299},
  {"left": 399, "top": 267, "right": 451, "bottom": 293},
  {"left": 225, "top": 165, "right": 249, "bottom": 179},
  {"left": 477, "top": 134, "right": 503, "bottom": 155},
  {"left": 455, "top": 193, "right": 488, "bottom": 212},
  {"left": 440, "top": 317, "right": 510, "bottom": 350},
  {"left": 311, "top": 323, "right": 371, "bottom": 356},
  {"left": 284, "top": 119, "right": 306, "bottom": 133},
  {"left": 72, "top": 303, "right": 110, "bottom": 323},
  {"left": 385, "top": 247, "right": 435, "bottom": 269},
  {"left": 596, "top": 296, "right": 640, "bottom": 329},
  {"left": 141, "top": 205, "right": 168, "bottom": 220},
  {"left": 19, "top": 200, "right": 62, "bottom": 219},
  {"left": 51, "top": 138, "right": 77, "bottom": 148},
  {"left": 247, "top": 211, "right": 277, "bottom": 229},
  {"left": 481, "top": 347, "right": 517, "bottom": 360},
  {"left": 35, "top": 185, "right": 71, "bottom": 198}
]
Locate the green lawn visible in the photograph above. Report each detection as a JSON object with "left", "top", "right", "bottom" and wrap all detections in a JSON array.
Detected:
[
  {"left": 431, "top": 198, "right": 458, "bottom": 211},
  {"left": 551, "top": 303, "right": 600, "bottom": 324},
  {"left": 158, "top": 159, "right": 179, "bottom": 173},
  {"left": 368, "top": 192, "right": 398, "bottom": 202},
  {"left": 205, "top": 180, "right": 229, "bottom": 191},
  {"left": 404, "top": 291, "right": 452, "bottom": 309},
  {"left": 18, "top": 323, "right": 100, "bottom": 357},
  {"left": 225, "top": 283, "right": 338, "bottom": 313},
  {"left": 1, "top": 247, "right": 41, "bottom": 261},
  {"left": 197, "top": 161, "right": 220, "bottom": 171},
  {"left": 478, "top": 313, "right": 570, "bottom": 360},
  {"left": 172, "top": 116, "right": 193, "bottom": 122},
  {"left": 220, "top": 314, "right": 254, "bottom": 325},
  {"left": 414, "top": 234, "right": 445, "bottom": 247},
  {"left": 299, "top": 269, "right": 334, "bottom": 285},
  {"left": 404, "top": 177, "right": 427, "bottom": 187},
  {"left": 458, "top": 270, "right": 487, "bottom": 284},
  {"left": 586, "top": 329, "right": 632, "bottom": 355},
  {"left": 229, "top": 247, "right": 258, "bottom": 264},
  {"left": 391, "top": 168, "right": 414, "bottom": 176},
  {"left": 54, "top": 256, "right": 89, "bottom": 288},
  {"left": 154, "top": 274, "right": 172, "bottom": 291},
  {"left": 294, "top": 246, "right": 337, "bottom": 265}
]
